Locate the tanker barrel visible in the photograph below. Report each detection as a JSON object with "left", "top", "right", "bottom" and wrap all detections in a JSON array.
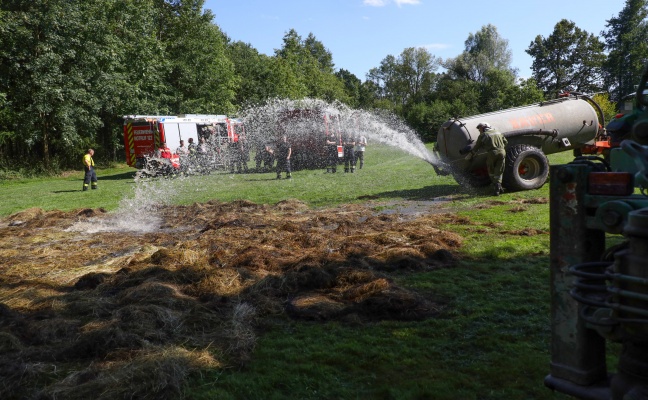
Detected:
[
  {"left": 435, "top": 96, "right": 603, "bottom": 172},
  {"left": 503, "top": 129, "right": 559, "bottom": 139}
]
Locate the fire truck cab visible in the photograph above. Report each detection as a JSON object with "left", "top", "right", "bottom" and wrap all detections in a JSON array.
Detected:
[{"left": 123, "top": 114, "right": 243, "bottom": 170}]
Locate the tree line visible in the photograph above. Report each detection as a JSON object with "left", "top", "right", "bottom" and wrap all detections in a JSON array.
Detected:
[{"left": 0, "top": 0, "right": 646, "bottom": 172}]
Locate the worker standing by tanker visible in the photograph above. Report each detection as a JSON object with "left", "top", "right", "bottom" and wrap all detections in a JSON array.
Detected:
[
  {"left": 82, "top": 149, "right": 98, "bottom": 191},
  {"left": 275, "top": 135, "right": 292, "bottom": 179},
  {"left": 342, "top": 132, "right": 356, "bottom": 173},
  {"left": 325, "top": 130, "right": 338, "bottom": 173},
  {"left": 355, "top": 134, "right": 367, "bottom": 169},
  {"left": 466, "top": 122, "right": 507, "bottom": 196}
]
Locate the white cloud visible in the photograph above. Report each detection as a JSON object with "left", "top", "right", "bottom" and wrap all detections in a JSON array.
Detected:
[
  {"left": 395, "top": 0, "right": 422, "bottom": 5},
  {"left": 364, "top": 0, "right": 388, "bottom": 6},
  {"left": 363, "top": 0, "right": 421, "bottom": 6}
]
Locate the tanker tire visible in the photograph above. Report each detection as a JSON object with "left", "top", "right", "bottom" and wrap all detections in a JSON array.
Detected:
[{"left": 503, "top": 144, "right": 549, "bottom": 191}]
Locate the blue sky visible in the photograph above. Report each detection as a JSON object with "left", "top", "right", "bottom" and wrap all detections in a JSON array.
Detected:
[{"left": 205, "top": 0, "right": 627, "bottom": 80}]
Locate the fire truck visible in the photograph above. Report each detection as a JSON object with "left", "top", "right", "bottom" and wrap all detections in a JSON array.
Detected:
[{"left": 123, "top": 114, "right": 245, "bottom": 176}]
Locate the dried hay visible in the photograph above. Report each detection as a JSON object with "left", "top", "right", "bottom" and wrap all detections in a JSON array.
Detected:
[
  {"left": 0, "top": 200, "right": 464, "bottom": 397},
  {"left": 39, "top": 346, "right": 220, "bottom": 400}
]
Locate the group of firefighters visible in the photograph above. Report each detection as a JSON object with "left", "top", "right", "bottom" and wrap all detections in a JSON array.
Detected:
[
  {"left": 142, "top": 131, "right": 369, "bottom": 180},
  {"left": 83, "top": 122, "right": 507, "bottom": 194},
  {"left": 253, "top": 131, "right": 368, "bottom": 179},
  {"left": 325, "top": 131, "right": 367, "bottom": 173},
  {"left": 151, "top": 134, "right": 249, "bottom": 175}
]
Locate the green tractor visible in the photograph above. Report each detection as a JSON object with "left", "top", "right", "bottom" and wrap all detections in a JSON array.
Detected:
[{"left": 545, "top": 64, "right": 648, "bottom": 399}]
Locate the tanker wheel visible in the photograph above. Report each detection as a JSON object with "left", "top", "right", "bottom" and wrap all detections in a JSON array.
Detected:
[{"left": 503, "top": 144, "right": 549, "bottom": 191}]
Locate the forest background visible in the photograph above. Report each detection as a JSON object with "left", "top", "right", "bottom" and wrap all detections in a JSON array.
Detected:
[{"left": 0, "top": 0, "right": 647, "bottom": 174}]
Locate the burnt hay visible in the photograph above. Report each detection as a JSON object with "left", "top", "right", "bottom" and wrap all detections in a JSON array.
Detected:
[{"left": 0, "top": 200, "right": 462, "bottom": 398}]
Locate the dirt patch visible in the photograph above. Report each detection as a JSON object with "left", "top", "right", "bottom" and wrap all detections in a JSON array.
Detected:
[{"left": 0, "top": 199, "right": 462, "bottom": 398}]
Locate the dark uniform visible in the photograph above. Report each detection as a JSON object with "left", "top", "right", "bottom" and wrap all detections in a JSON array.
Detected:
[
  {"left": 229, "top": 139, "right": 248, "bottom": 173},
  {"left": 255, "top": 143, "right": 274, "bottom": 172},
  {"left": 187, "top": 138, "right": 197, "bottom": 155},
  {"left": 342, "top": 133, "right": 356, "bottom": 173},
  {"left": 469, "top": 122, "right": 508, "bottom": 195},
  {"left": 275, "top": 136, "right": 292, "bottom": 179},
  {"left": 355, "top": 135, "right": 367, "bottom": 169},
  {"left": 325, "top": 131, "right": 338, "bottom": 173}
]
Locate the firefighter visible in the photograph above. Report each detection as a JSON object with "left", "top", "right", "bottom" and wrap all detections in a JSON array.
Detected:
[
  {"left": 176, "top": 140, "right": 189, "bottom": 156},
  {"left": 355, "top": 134, "right": 367, "bottom": 169},
  {"left": 275, "top": 135, "right": 292, "bottom": 179},
  {"left": 82, "top": 149, "right": 98, "bottom": 191},
  {"left": 159, "top": 142, "right": 172, "bottom": 159},
  {"left": 229, "top": 136, "right": 248, "bottom": 174},
  {"left": 187, "top": 138, "right": 197, "bottom": 154},
  {"left": 325, "top": 130, "right": 338, "bottom": 173},
  {"left": 342, "top": 132, "right": 356, "bottom": 173},
  {"left": 466, "top": 122, "right": 508, "bottom": 196},
  {"left": 255, "top": 142, "right": 274, "bottom": 172}
]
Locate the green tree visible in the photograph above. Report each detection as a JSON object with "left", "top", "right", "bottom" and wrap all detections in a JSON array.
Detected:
[
  {"left": 0, "top": 0, "right": 115, "bottom": 167},
  {"left": 443, "top": 24, "right": 529, "bottom": 113},
  {"left": 274, "top": 29, "right": 347, "bottom": 102},
  {"left": 602, "top": 0, "right": 648, "bottom": 100},
  {"left": 158, "top": 0, "right": 237, "bottom": 114},
  {"left": 527, "top": 19, "right": 606, "bottom": 98},
  {"left": 444, "top": 24, "right": 517, "bottom": 84},
  {"left": 94, "top": 0, "right": 172, "bottom": 161},
  {"left": 592, "top": 92, "right": 619, "bottom": 127},
  {"left": 304, "top": 33, "right": 335, "bottom": 74},
  {"left": 433, "top": 74, "right": 480, "bottom": 117},
  {"left": 227, "top": 41, "right": 277, "bottom": 107},
  {"left": 336, "top": 69, "right": 362, "bottom": 108},
  {"left": 367, "top": 47, "right": 440, "bottom": 109}
]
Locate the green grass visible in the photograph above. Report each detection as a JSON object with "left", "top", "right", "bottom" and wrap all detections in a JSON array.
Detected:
[
  {"left": 0, "top": 145, "right": 463, "bottom": 217},
  {"left": 1, "top": 145, "right": 579, "bottom": 399}
]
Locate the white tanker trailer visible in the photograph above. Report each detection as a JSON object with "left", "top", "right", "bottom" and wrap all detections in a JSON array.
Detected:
[{"left": 433, "top": 94, "right": 605, "bottom": 191}]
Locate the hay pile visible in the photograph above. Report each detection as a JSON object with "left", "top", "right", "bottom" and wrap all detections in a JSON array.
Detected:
[{"left": 0, "top": 199, "right": 462, "bottom": 399}]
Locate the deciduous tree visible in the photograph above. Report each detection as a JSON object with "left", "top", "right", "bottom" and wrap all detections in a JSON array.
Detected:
[
  {"left": 601, "top": 0, "right": 648, "bottom": 100},
  {"left": 526, "top": 19, "right": 606, "bottom": 98}
]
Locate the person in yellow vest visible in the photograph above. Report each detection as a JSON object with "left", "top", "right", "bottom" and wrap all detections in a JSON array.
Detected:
[{"left": 82, "top": 149, "right": 98, "bottom": 191}]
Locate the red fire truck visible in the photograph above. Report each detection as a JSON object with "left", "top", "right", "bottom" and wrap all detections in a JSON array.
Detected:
[{"left": 123, "top": 114, "right": 244, "bottom": 174}]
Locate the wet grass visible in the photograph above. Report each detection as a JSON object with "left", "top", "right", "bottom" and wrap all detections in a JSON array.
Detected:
[
  {"left": 0, "top": 145, "right": 455, "bottom": 217},
  {"left": 0, "top": 145, "right": 578, "bottom": 399}
]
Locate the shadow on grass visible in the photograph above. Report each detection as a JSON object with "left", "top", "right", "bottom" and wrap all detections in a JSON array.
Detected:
[
  {"left": 243, "top": 177, "right": 291, "bottom": 182},
  {"left": 97, "top": 172, "right": 137, "bottom": 181},
  {"left": 361, "top": 184, "right": 473, "bottom": 201}
]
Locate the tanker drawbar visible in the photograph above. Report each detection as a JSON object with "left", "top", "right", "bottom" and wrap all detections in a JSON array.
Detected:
[{"left": 434, "top": 94, "right": 604, "bottom": 191}]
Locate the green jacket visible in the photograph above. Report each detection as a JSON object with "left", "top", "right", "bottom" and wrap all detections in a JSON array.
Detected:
[{"left": 472, "top": 127, "right": 507, "bottom": 154}]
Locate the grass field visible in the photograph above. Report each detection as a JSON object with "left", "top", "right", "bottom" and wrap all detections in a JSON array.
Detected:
[{"left": 0, "top": 144, "right": 577, "bottom": 399}]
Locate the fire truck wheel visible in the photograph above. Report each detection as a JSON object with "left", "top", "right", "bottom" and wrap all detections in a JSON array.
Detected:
[{"left": 503, "top": 144, "right": 549, "bottom": 191}]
